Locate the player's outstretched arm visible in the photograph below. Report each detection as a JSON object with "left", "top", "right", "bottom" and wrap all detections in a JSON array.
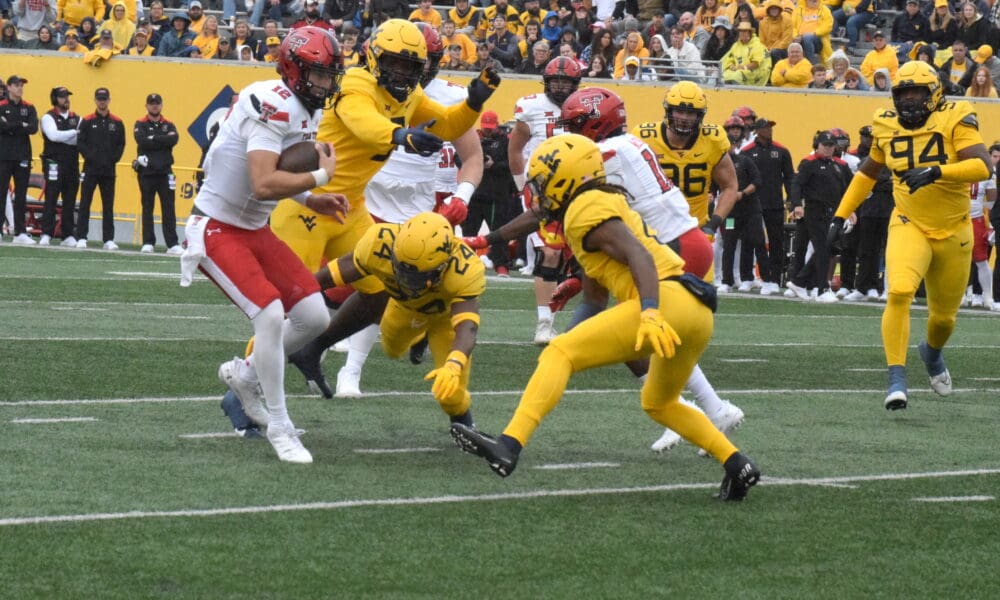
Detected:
[
  {"left": 424, "top": 298, "right": 480, "bottom": 401},
  {"left": 247, "top": 142, "right": 335, "bottom": 200},
  {"left": 316, "top": 253, "right": 362, "bottom": 291},
  {"left": 464, "top": 207, "right": 540, "bottom": 248},
  {"left": 835, "top": 157, "right": 884, "bottom": 220}
]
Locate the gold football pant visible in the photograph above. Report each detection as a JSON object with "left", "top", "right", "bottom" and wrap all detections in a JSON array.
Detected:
[
  {"left": 270, "top": 198, "right": 383, "bottom": 294},
  {"left": 882, "top": 214, "right": 971, "bottom": 366},
  {"left": 502, "top": 280, "right": 738, "bottom": 463},
  {"left": 380, "top": 299, "right": 472, "bottom": 418}
]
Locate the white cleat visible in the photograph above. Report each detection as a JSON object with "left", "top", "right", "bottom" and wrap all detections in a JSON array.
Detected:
[
  {"left": 75, "top": 238, "right": 88, "bottom": 249},
  {"left": 716, "top": 284, "right": 731, "bottom": 294},
  {"left": 709, "top": 401, "right": 745, "bottom": 433},
  {"left": 929, "top": 370, "right": 952, "bottom": 397},
  {"left": 166, "top": 245, "right": 184, "bottom": 255},
  {"left": 217, "top": 357, "right": 269, "bottom": 427},
  {"left": 12, "top": 233, "right": 36, "bottom": 245},
  {"left": 140, "top": 244, "right": 154, "bottom": 253},
  {"left": 39, "top": 234, "right": 51, "bottom": 246},
  {"left": 835, "top": 287, "right": 848, "bottom": 298},
  {"left": 816, "top": 290, "right": 839, "bottom": 303},
  {"left": 783, "top": 288, "right": 796, "bottom": 298},
  {"left": 534, "top": 318, "right": 557, "bottom": 346},
  {"left": 844, "top": 289, "right": 866, "bottom": 302},
  {"left": 650, "top": 428, "right": 682, "bottom": 453},
  {"left": 335, "top": 366, "right": 362, "bottom": 398},
  {"left": 786, "top": 281, "right": 810, "bottom": 300},
  {"left": 103, "top": 240, "right": 119, "bottom": 251},
  {"left": 971, "top": 294, "right": 984, "bottom": 308},
  {"left": 737, "top": 281, "right": 754, "bottom": 293},
  {"left": 866, "top": 289, "right": 879, "bottom": 301},
  {"left": 884, "top": 390, "right": 908, "bottom": 411},
  {"left": 266, "top": 421, "right": 313, "bottom": 464},
  {"left": 759, "top": 282, "right": 777, "bottom": 296},
  {"left": 60, "top": 236, "right": 77, "bottom": 247}
]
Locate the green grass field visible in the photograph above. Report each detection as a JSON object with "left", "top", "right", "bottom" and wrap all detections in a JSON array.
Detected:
[{"left": 1, "top": 245, "right": 998, "bottom": 599}]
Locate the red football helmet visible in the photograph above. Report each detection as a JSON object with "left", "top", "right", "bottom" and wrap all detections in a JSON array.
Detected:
[
  {"left": 723, "top": 116, "right": 745, "bottom": 130},
  {"left": 558, "top": 87, "right": 627, "bottom": 142},
  {"left": 278, "top": 26, "right": 344, "bottom": 111},
  {"left": 415, "top": 22, "right": 444, "bottom": 87},
  {"left": 732, "top": 105, "right": 756, "bottom": 125},
  {"left": 829, "top": 127, "right": 850, "bottom": 149},
  {"left": 543, "top": 56, "right": 582, "bottom": 106}
]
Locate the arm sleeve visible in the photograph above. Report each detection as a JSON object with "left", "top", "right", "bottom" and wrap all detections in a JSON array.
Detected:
[
  {"left": 244, "top": 119, "right": 287, "bottom": 154},
  {"left": 333, "top": 91, "right": 400, "bottom": 157},
  {"left": 412, "top": 94, "right": 481, "bottom": 142},
  {"left": 41, "top": 114, "right": 77, "bottom": 143},
  {"left": 835, "top": 171, "right": 877, "bottom": 218}
]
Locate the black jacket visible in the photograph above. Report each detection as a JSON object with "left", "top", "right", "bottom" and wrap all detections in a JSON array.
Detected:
[
  {"left": 789, "top": 153, "right": 850, "bottom": 213},
  {"left": 78, "top": 111, "right": 126, "bottom": 176},
  {"left": 472, "top": 129, "right": 516, "bottom": 204},
  {"left": 728, "top": 150, "right": 762, "bottom": 218},
  {"left": 134, "top": 115, "right": 178, "bottom": 176},
  {"left": 0, "top": 99, "right": 39, "bottom": 161},
  {"left": 741, "top": 138, "right": 795, "bottom": 212}
]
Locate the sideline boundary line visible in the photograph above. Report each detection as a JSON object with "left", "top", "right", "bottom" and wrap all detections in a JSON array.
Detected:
[{"left": 1, "top": 468, "right": 996, "bottom": 527}]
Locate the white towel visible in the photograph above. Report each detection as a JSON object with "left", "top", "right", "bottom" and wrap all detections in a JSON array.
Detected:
[{"left": 180, "top": 215, "right": 210, "bottom": 288}]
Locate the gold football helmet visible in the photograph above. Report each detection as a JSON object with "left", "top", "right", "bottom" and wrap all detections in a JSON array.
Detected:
[
  {"left": 526, "top": 133, "right": 606, "bottom": 221},
  {"left": 892, "top": 60, "right": 943, "bottom": 129},
  {"left": 366, "top": 19, "right": 428, "bottom": 102},
  {"left": 663, "top": 81, "right": 708, "bottom": 136},
  {"left": 393, "top": 212, "right": 453, "bottom": 295}
]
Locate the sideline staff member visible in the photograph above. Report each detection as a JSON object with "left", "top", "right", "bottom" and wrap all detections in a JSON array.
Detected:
[{"left": 134, "top": 93, "right": 182, "bottom": 254}]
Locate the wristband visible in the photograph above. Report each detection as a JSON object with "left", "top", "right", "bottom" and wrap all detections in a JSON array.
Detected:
[
  {"left": 640, "top": 298, "right": 658, "bottom": 312},
  {"left": 485, "top": 230, "right": 503, "bottom": 245},
  {"left": 445, "top": 350, "right": 468, "bottom": 368},
  {"left": 453, "top": 181, "right": 476, "bottom": 204},
  {"left": 329, "top": 259, "right": 347, "bottom": 287},
  {"left": 451, "top": 311, "right": 481, "bottom": 328},
  {"left": 513, "top": 172, "right": 526, "bottom": 191},
  {"left": 311, "top": 168, "right": 330, "bottom": 188}
]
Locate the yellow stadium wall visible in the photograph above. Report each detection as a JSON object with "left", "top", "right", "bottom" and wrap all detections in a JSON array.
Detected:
[{"left": 6, "top": 51, "right": 1000, "bottom": 225}]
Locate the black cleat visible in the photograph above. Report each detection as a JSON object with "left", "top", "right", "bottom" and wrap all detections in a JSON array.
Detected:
[
  {"left": 288, "top": 343, "right": 333, "bottom": 399},
  {"left": 450, "top": 423, "right": 519, "bottom": 477},
  {"left": 409, "top": 334, "right": 430, "bottom": 365},
  {"left": 717, "top": 452, "right": 761, "bottom": 501}
]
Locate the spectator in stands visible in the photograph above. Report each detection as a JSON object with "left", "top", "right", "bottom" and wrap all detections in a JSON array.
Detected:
[
  {"left": 619, "top": 54, "right": 655, "bottom": 79},
  {"left": 127, "top": 26, "right": 155, "bottom": 54},
  {"left": 666, "top": 25, "right": 704, "bottom": 79},
  {"left": 558, "top": 26, "right": 582, "bottom": 56},
  {"left": 940, "top": 39, "right": 974, "bottom": 92},
  {"left": 770, "top": 41, "right": 812, "bottom": 86},
  {"left": 77, "top": 16, "right": 99, "bottom": 48},
  {"left": 793, "top": 0, "right": 833, "bottom": 65},
  {"left": 478, "top": 0, "right": 521, "bottom": 40},
  {"left": 262, "top": 35, "right": 281, "bottom": 61},
  {"left": 255, "top": 19, "right": 281, "bottom": 59},
  {"left": 928, "top": 0, "right": 958, "bottom": 49},
  {"left": 860, "top": 29, "right": 899, "bottom": 82},
  {"left": 486, "top": 14, "right": 520, "bottom": 69},
  {"left": 340, "top": 23, "right": 364, "bottom": 67},
  {"left": 833, "top": 0, "right": 876, "bottom": 51},
  {"left": 519, "top": 40, "right": 551, "bottom": 74},
  {"left": 75, "top": 87, "right": 125, "bottom": 250},
  {"left": 447, "top": 0, "right": 481, "bottom": 36},
  {"left": 613, "top": 31, "right": 648, "bottom": 78},
  {"left": 27, "top": 25, "right": 60, "bottom": 50},
  {"left": 156, "top": 12, "right": 195, "bottom": 56},
  {"left": 972, "top": 45, "right": 1000, "bottom": 88},
  {"left": 871, "top": 66, "right": 891, "bottom": 90},
  {"left": 39, "top": 86, "right": 80, "bottom": 247},
  {"left": 541, "top": 11, "right": 562, "bottom": 45},
  {"left": 409, "top": 0, "right": 441, "bottom": 28},
  {"left": 519, "top": 0, "right": 544, "bottom": 32},
  {"left": 559, "top": 42, "right": 586, "bottom": 69},
  {"left": 148, "top": 1, "right": 169, "bottom": 37},
  {"left": 58, "top": 28, "right": 83, "bottom": 51},
  {"left": 100, "top": 1, "right": 136, "bottom": 49},
  {"left": 647, "top": 33, "right": 672, "bottom": 79},
  {"left": 250, "top": 0, "right": 294, "bottom": 28},
  {"left": 913, "top": 40, "right": 936, "bottom": 65},
  {"left": 719, "top": 116, "right": 765, "bottom": 294},
  {"left": 471, "top": 40, "right": 494, "bottom": 70},
  {"left": 731, "top": 2, "right": 759, "bottom": 33},
  {"left": 192, "top": 14, "right": 220, "bottom": 57},
  {"left": 581, "top": 25, "right": 615, "bottom": 65},
  {"left": 133, "top": 92, "right": 181, "bottom": 255},
  {"left": 57, "top": 0, "right": 102, "bottom": 30},
  {"left": 517, "top": 19, "right": 542, "bottom": 61},
  {"left": 760, "top": 0, "right": 794, "bottom": 62},
  {"left": 965, "top": 64, "right": 998, "bottom": 96},
  {"left": 443, "top": 43, "right": 470, "bottom": 70},
  {"left": 703, "top": 15, "right": 734, "bottom": 63},
  {"left": 566, "top": 2, "right": 594, "bottom": 46},
  {"left": 0, "top": 22, "right": 21, "bottom": 48},
  {"left": 84, "top": 29, "right": 123, "bottom": 65},
  {"left": 213, "top": 36, "right": 235, "bottom": 59},
  {"left": 237, "top": 43, "right": 255, "bottom": 61},
  {"left": 0, "top": 75, "right": 38, "bottom": 245},
  {"left": 441, "top": 20, "right": 477, "bottom": 64},
  {"left": 722, "top": 21, "right": 770, "bottom": 85},
  {"left": 646, "top": 9, "right": 671, "bottom": 41},
  {"left": 892, "top": 0, "right": 931, "bottom": 61},
  {"left": 826, "top": 47, "right": 851, "bottom": 87},
  {"left": 186, "top": 1, "right": 206, "bottom": 34},
  {"left": 292, "top": 0, "right": 334, "bottom": 30},
  {"left": 13, "top": 0, "right": 56, "bottom": 43},
  {"left": 808, "top": 61, "right": 834, "bottom": 87},
  {"left": 323, "top": 0, "right": 361, "bottom": 31},
  {"left": 695, "top": 0, "right": 721, "bottom": 35},
  {"left": 231, "top": 19, "right": 256, "bottom": 53},
  {"left": 677, "top": 11, "right": 709, "bottom": 52},
  {"left": 956, "top": 1, "right": 992, "bottom": 50},
  {"left": 587, "top": 52, "right": 612, "bottom": 77},
  {"left": 842, "top": 67, "right": 869, "bottom": 90}
]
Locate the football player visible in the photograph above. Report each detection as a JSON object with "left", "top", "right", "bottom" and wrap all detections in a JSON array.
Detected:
[
  {"left": 450, "top": 134, "right": 761, "bottom": 501},
  {"left": 316, "top": 212, "right": 485, "bottom": 429},
  {"left": 507, "top": 56, "right": 581, "bottom": 346},
  {"left": 830, "top": 60, "right": 993, "bottom": 410},
  {"left": 330, "top": 23, "right": 485, "bottom": 398},
  {"left": 187, "top": 27, "right": 349, "bottom": 463},
  {"left": 268, "top": 19, "right": 499, "bottom": 398},
  {"left": 632, "top": 81, "right": 740, "bottom": 267}
]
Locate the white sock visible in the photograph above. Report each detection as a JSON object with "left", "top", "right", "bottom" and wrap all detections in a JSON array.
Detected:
[
  {"left": 344, "top": 324, "right": 378, "bottom": 375},
  {"left": 537, "top": 305, "right": 552, "bottom": 321},
  {"left": 249, "top": 300, "right": 289, "bottom": 425},
  {"left": 638, "top": 373, "right": 648, "bottom": 384},
  {"left": 283, "top": 293, "right": 330, "bottom": 356},
  {"left": 685, "top": 364, "right": 725, "bottom": 415},
  {"left": 976, "top": 260, "right": 992, "bottom": 300}
]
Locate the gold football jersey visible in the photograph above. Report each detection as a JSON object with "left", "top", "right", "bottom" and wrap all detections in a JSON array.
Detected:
[
  {"left": 352, "top": 223, "right": 486, "bottom": 314},
  {"left": 631, "top": 120, "right": 729, "bottom": 226},
  {"left": 563, "top": 190, "right": 685, "bottom": 302},
  {"left": 869, "top": 100, "right": 985, "bottom": 239}
]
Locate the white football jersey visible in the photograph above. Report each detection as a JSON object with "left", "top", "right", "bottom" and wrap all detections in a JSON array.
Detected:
[
  {"left": 600, "top": 133, "right": 698, "bottom": 243},
  {"left": 513, "top": 92, "right": 565, "bottom": 173},
  {"left": 970, "top": 176, "right": 996, "bottom": 218},
  {"left": 195, "top": 79, "right": 319, "bottom": 230},
  {"left": 841, "top": 152, "right": 860, "bottom": 174}
]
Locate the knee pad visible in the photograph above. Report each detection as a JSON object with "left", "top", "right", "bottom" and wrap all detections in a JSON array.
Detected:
[{"left": 532, "top": 249, "right": 563, "bottom": 281}]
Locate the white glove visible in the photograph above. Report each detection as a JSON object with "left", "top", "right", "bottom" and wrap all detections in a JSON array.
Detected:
[{"left": 137, "top": 155, "right": 149, "bottom": 167}]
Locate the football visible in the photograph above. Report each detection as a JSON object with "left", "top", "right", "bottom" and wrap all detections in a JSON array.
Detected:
[{"left": 276, "top": 141, "right": 330, "bottom": 173}]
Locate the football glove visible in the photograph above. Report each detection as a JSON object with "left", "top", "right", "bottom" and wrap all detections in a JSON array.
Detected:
[
  {"left": 392, "top": 120, "right": 444, "bottom": 157},
  {"left": 899, "top": 166, "right": 941, "bottom": 194},
  {"left": 437, "top": 198, "right": 469, "bottom": 226},
  {"left": 826, "top": 216, "right": 845, "bottom": 250},
  {"left": 424, "top": 351, "right": 467, "bottom": 401},
  {"left": 463, "top": 235, "right": 489, "bottom": 249},
  {"left": 466, "top": 67, "right": 501, "bottom": 111},
  {"left": 701, "top": 214, "right": 723, "bottom": 236},
  {"left": 549, "top": 277, "right": 582, "bottom": 313},
  {"left": 635, "top": 308, "right": 681, "bottom": 358}
]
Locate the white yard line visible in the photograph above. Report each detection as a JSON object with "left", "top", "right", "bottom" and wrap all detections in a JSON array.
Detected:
[
  {"left": 11, "top": 417, "right": 98, "bottom": 424},
  {"left": 533, "top": 462, "right": 621, "bottom": 470},
  {"left": 354, "top": 447, "right": 442, "bottom": 454},
  {"left": 0, "top": 468, "right": 995, "bottom": 527},
  {"left": 179, "top": 432, "right": 240, "bottom": 439},
  {"left": 912, "top": 495, "right": 995, "bottom": 503}
]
